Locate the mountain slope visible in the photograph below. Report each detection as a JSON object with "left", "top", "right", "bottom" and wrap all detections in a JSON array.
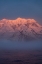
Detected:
[{"left": 0, "top": 18, "right": 42, "bottom": 41}]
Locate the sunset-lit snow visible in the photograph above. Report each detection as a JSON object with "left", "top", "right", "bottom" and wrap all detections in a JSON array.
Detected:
[
  {"left": 0, "top": 17, "right": 42, "bottom": 31},
  {"left": 0, "top": 18, "right": 42, "bottom": 41}
]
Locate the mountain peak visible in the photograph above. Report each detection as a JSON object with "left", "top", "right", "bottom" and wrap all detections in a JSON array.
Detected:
[
  {"left": 0, "top": 18, "right": 42, "bottom": 41},
  {"left": 16, "top": 17, "right": 36, "bottom": 23},
  {"left": 0, "top": 18, "right": 37, "bottom": 24}
]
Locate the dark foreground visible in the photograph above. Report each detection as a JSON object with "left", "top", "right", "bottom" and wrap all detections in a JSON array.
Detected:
[{"left": 0, "top": 50, "right": 42, "bottom": 64}]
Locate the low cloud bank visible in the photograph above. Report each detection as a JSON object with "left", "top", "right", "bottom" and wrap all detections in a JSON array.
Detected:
[{"left": 0, "top": 39, "right": 42, "bottom": 51}]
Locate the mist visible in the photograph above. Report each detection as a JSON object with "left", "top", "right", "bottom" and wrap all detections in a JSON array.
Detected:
[{"left": 0, "top": 39, "right": 42, "bottom": 51}]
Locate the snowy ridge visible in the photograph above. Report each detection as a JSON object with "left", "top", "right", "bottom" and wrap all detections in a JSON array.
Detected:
[{"left": 0, "top": 18, "right": 42, "bottom": 41}]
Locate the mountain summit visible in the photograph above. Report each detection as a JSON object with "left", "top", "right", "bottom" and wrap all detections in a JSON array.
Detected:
[{"left": 0, "top": 18, "right": 42, "bottom": 41}]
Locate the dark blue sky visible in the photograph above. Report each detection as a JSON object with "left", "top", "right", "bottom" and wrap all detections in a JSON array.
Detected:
[{"left": 0, "top": 0, "right": 42, "bottom": 24}]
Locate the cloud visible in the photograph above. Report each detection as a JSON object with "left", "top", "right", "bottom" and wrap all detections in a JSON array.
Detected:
[{"left": 0, "top": 39, "right": 42, "bottom": 51}]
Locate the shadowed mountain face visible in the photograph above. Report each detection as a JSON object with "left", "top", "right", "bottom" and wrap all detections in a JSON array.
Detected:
[{"left": 0, "top": 18, "right": 42, "bottom": 41}]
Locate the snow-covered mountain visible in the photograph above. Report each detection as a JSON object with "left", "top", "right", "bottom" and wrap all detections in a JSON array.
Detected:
[{"left": 0, "top": 18, "right": 42, "bottom": 41}]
